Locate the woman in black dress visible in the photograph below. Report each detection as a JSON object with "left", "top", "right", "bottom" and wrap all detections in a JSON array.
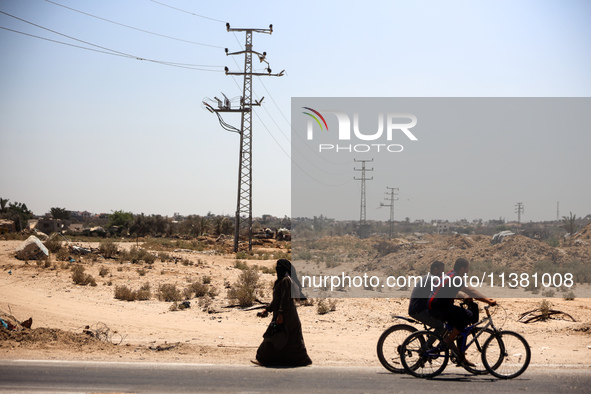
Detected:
[{"left": 255, "top": 259, "right": 312, "bottom": 367}]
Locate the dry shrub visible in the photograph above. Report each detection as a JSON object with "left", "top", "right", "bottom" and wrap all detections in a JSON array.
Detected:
[
  {"left": 99, "top": 240, "right": 119, "bottom": 259},
  {"left": 135, "top": 282, "right": 151, "bottom": 300},
  {"left": 316, "top": 299, "right": 337, "bottom": 315},
  {"left": 227, "top": 267, "right": 260, "bottom": 307},
  {"left": 71, "top": 265, "right": 96, "bottom": 286},
  {"left": 316, "top": 299, "right": 330, "bottom": 315},
  {"left": 44, "top": 237, "right": 63, "bottom": 254},
  {"left": 56, "top": 248, "right": 70, "bottom": 262},
  {"left": 157, "top": 283, "right": 182, "bottom": 302},
  {"left": 121, "top": 247, "right": 157, "bottom": 265},
  {"left": 563, "top": 290, "right": 576, "bottom": 301},
  {"left": 539, "top": 299, "right": 552, "bottom": 321},
  {"left": 114, "top": 285, "right": 134, "bottom": 301},
  {"left": 98, "top": 266, "right": 110, "bottom": 277},
  {"left": 114, "top": 282, "right": 151, "bottom": 301},
  {"left": 189, "top": 281, "right": 209, "bottom": 298}
]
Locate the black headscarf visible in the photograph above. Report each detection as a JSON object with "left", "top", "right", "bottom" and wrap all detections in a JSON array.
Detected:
[{"left": 275, "top": 259, "right": 306, "bottom": 300}]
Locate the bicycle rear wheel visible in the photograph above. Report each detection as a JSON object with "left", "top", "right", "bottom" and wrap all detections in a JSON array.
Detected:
[
  {"left": 461, "top": 327, "right": 500, "bottom": 375},
  {"left": 482, "top": 331, "right": 531, "bottom": 379},
  {"left": 400, "top": 330, "right": 449, "bottom": 378},
  {"left": 376, "top": 324, "right": 418, "bottom": 373}
]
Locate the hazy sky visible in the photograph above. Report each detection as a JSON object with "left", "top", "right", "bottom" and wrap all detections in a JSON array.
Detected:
[{"left": 1, "top": 0, "right": 590, "bottom": 221}]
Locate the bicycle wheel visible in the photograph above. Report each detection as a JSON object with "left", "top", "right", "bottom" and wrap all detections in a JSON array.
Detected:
[
  {"left": 400, "top": 330, "right": 449, "bottom": 378},
  {"left": 482, "top": 331, "right": 531, "bottom": 379},
  {"left": 377, "top": 324, "right": 418, "bottom": 373},
  {"left": 461, "top": 327, "right": 501, "bottom": 375}
]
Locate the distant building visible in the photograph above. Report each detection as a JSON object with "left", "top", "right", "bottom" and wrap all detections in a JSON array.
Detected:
[
  {"left": 0, "top": 219, "right": 15, "bottom": 234},
  {"left": 69, "top": 223, "right": 84, "bottom": 233},
  {"left": 36, "top": 218, "right": 70, "bottom": 234}
]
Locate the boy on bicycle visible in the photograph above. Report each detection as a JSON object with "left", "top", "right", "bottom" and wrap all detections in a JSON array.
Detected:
[{"left": 428, "top": 258, "right": 497, "bottom": 365}]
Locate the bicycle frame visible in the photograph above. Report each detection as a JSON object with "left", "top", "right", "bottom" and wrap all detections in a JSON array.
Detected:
[{"left": 454, "top": 305, "right": 497, "bottom": 354}]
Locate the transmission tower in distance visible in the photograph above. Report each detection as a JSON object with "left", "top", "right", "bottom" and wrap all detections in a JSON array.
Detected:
[
  {"left": 515, "top": 202, "right": 524, "bottom": 224},
  {"left": 380, "top": 186, "right": 399, "bottom": 239},
  {"left": 354, "top": 159, "right": 373, "bottom": 238},
  {"left": 203, "top": 23, "right": 284, "bottom": 252}
]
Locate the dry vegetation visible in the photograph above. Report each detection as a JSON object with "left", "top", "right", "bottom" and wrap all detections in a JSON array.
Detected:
[{"left": 1, "top": 227, "right": 590, "bottom": 367}]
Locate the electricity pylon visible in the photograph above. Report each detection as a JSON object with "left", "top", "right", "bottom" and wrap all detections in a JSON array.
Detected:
[
  {"left": 203, "top": 23, "right": 284, "bottom": 252},
  {"left": 380, "top": 186, "right": 398, "bottom": 239},
  {"left": 354, "top": 159, "right": 373, "bottom": 238},
  {"left": 515, "top": 202, "right": 524, "bottom": 224}
]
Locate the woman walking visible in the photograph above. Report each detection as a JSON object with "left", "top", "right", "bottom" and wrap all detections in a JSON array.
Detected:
[{"left": 254, "top": 259, "right": 312, "bottom": 367}]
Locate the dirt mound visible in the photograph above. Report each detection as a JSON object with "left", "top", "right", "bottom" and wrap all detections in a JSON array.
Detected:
[
  {"left": 445, "top": 234, "right": 475, "bottom": 249},
  {"left": 566, "top": 222, "right": 591, "bottom": 247},
  {"left": 492, "top": 234, "right": 561, "bottom": 269}
]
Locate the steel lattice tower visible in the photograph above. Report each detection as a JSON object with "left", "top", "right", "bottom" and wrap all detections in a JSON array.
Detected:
[
  {"left": 381, "top": 186, "right": 399, "bottom": 239},
  {"left": 354, "top": 159, "right": 373, "bottom": 238},
  {"left": 204, "top": 24, "right": 283, "bottom": 252}
]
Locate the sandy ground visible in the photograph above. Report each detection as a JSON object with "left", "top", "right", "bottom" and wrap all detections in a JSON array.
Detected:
[{"left": 1, "top": 240, "right": 590, "bottom": 369}]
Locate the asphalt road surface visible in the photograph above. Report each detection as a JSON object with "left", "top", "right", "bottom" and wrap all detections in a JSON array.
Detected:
[{"left": 0, "top": 360, "right": 589, "bottom": 393}]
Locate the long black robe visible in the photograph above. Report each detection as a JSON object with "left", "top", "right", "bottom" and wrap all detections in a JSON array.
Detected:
[{"left": 255, "top": 275, "right": 312, "bottom": 366}]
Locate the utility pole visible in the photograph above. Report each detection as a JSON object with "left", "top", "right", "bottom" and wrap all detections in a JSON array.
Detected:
[
  {"left": 380, "top": 187, "right": 398, "bottom": 239},
  {"left": 515, "top": 202, "right": 524, "bottom": 224},
  {"left": 354, "top": 159, "right": 373, "bottom": 238},
  {"left": 203, "top": 23, "right": 284, "bottom": 252},
  {"left": 557, "top": 201, "right": 559, "bottom": 221}
]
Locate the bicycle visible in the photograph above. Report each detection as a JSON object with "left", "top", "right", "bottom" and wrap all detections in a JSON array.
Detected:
[
  {"left": 377, "top": 304, "right": 497, "bottom": 375},
  {"left": 399, "top": 304, "right": 531, "bottom": 379}
]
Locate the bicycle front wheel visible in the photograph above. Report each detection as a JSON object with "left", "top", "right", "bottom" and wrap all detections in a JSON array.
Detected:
[
  {"left": 376, "top": 324, "right": 418, "bottom": 373},
  {"left": 400, "top": 330, "right": 449, "bottom": 378},
  {"left": 461, "top": 327, "right": 500, "bottom": 375},
  {"left": 482, "top": 331, "right": 531, "bottom": 379}
]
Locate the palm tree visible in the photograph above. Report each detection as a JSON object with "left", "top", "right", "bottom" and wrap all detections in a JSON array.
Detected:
[
  {"left": 0, "top": 198, "right": 8, "bottom": 214},
  {"left": 562, "top": 212, "right": 578, "bottom": 235}
]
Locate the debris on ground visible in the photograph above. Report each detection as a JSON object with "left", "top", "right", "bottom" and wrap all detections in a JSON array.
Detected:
[
  {"left": 518, "top": 307, "right": 577, "bottom": 323},
  {"left": 79, "top": 322, "right": 126, "bottom": 345},
  {"left": 148, "top": 341, "right": 180, "bottom": 351},
  {"left": 0, "top": 307, "right": 33, "bottom": 331},
  {"left": 15, "top": 235, "right": 49, "bottom": 260}
]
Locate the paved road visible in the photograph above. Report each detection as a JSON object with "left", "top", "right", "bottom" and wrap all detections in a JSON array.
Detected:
[{"left": 0, "top": 360, "right": 589, "bottom": 393}]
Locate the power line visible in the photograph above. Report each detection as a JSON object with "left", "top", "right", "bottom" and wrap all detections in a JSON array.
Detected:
[
  {"left": 0, "top": 11, "right": 223, "bottom": 71},
  {"left": 45, "top": 0, "right": 223, "bottom": 48},
  {"left": 0, "top": 26, "right": 223, "bottom": 71},
  {"left": 148, "top": 0, "right": 227, "bottom": 23}
]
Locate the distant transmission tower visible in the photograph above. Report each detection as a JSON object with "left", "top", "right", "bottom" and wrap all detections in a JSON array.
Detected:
[
  {"left": 203, "top": 24, "right": 284, "bottom": 252},
  {"left": 380, "top": 186, "right": 398, "bottom": 239},
  {"left": 354, "top": 159, "right": 373, "bottom": 238},
  {"left": 515, "top": 202, "right": 524, "bottom": 224}
]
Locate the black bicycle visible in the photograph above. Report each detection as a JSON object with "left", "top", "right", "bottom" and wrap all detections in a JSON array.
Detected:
[
  {"left": 377, "top": 306, "right": 498, "bottom": 375},
  {"left": 399, "top": 305, "right": 531, "bottom": 379}
]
